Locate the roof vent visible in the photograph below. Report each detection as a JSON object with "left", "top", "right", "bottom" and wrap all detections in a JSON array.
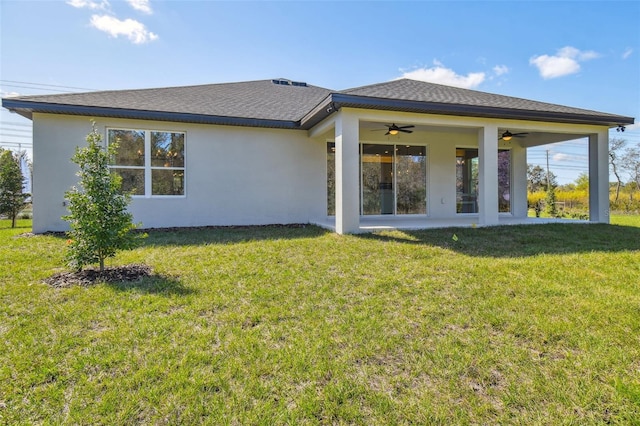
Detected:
[{"left": 272, "top": 79, "right": 307, "bottom": 87}]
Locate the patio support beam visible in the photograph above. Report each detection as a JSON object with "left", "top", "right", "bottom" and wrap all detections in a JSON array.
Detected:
[
  {"left": 588, "top": 130, "right": 610, "bottom": 223},
  {"left": 334, "top": 111, "right": 360, "bottom": 234},
  {"left": 478, "top": 125, "right": 499, "bottom": 225}
]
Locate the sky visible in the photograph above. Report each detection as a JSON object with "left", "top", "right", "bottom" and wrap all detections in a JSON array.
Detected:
[{"left": 1, "top": 0, "right": 639, "bottom": 185}]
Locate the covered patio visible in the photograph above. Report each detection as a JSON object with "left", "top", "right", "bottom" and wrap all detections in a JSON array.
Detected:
[{"left": 304, "top": 80, "right": 631, "bottom": 234}]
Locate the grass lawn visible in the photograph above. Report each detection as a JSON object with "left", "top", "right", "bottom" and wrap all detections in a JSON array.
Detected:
[{"left": 1, "top": 218, "right": 639, "bottom": 424}]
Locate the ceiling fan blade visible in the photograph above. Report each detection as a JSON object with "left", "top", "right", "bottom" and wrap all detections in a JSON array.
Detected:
[
  {"left": 385, "top": 131, "right": 390, "bottom": 136},
  {"left": 399, "top": 129, "right": 413, "bottom": 133},
  {"left": 398, "top": 125, "right": 415, "bottom": 129},
  {"left": 513, "top": 132, "right": 529, "bottom": 137}
]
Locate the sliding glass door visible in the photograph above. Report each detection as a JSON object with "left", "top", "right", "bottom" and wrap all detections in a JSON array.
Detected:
[{"left": 361, "top": 144, "right": 427, "bottom": 215}]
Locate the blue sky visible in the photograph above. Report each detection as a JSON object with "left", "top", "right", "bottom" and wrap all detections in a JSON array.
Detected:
[{"left": 1, "top": 0, "right": 639, "bottom": 184}]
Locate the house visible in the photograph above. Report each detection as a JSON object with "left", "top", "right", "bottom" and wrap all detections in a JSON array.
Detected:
[{"left": 2, "top": 78, "right": 634, "bottom": 234}]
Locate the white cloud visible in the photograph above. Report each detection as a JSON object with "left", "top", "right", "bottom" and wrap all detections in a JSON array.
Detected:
[
  {"left": 493, "top": 65, "right": 509, "bottom": 76},
  {"left": 622, "top": 48, "right": 633, "bottom": 59},
  {"left": 530, "top": 46, "right": 599, "bottom": 79},
  {"left": 126, "top": 0, "right": 152, "bottom": 14},
  {"left": 67, "top": 0, "right": 109, "bottom": 10},
  {"left": 90, "top": 14, "right": 158, "bottom": 44},
  {"left": 552, "top": 152, "right": 587, "bottom": 162},
  {"left": 400, "top": 61, "right": 485, "bottom": 89},
  {"left": 1, "top": 91, "right": 21, "bottom": 98}
]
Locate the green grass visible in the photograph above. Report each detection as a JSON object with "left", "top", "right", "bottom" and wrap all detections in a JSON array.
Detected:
[{"left": 1, "top": 218, "right": 640, "bottom": 424}]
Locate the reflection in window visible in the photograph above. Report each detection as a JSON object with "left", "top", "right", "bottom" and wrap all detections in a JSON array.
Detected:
[
  {"left": 327, "top": 142, "right": 335, "bottom": 216},
  {"left": 396, "top": 145, "right": 426, "bottom": 214},
  {"left": 498, "top": 150, "right": 511, "bottom": 213},
  {"left": 456, "top": 149, "right": 479, "bottom": 213},
  {"left": 108, "top": 128, "right": 186, "bottom": 196},
  {"left": 361, "top": 144, "right": 427, "bottom": 215},
  {"left": 456, "top": 148, "right": 510, "bottom": 213}
]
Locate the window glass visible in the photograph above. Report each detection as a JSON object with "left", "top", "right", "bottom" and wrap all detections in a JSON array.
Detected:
[
  {"left": 327, "top": 142, "right": 335, "bottom": 216},
  {"left": 151, "top": 132, "right": 185, "bottom": 168},
  {"left": 362, "top": 144, "right": 394, "bottom": 215},
  {"left": 498, "top": 150, "right": 511, "bottom": 213},
  {"left": 108, "top": 128, "right": 185, "bottom": 197},
  {"left": 109, "top": 129, "right": 144, "bottom": 166},
  {"left": 396, "top": 145, "right": 426, "bottom": 214},
  {"left": 456, "top": 149, "right": 479, "bottom": 213},
  {"left": 112, "top": 169, "right": 144, "bottom": 196},
  {"left": 152, "top": 169, "right": 184, "bottom": 195}
]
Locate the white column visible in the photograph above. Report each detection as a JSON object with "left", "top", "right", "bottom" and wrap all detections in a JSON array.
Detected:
[
  {"left": 511, "top": 143, "right": 528, "bottom": 218},
  {"left": 478, "top": 125, "right": 499, "bottom": 225},
  {"left": 589, "top": 130, "right": 610, "bottom": 223},
  {"left": 334, "top": 111, "right": 360, "bottom": 234}
]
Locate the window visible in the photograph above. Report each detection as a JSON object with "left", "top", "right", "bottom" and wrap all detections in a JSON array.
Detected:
[
  {"left": 327, "top": 142, "right": 335, "bottom": 215},
  {"left": 456, "top": 148, "right": 511, "bottom": 213},
  {"left": 108, "top": 129, "right": 185, "bottom": 196},
  {"left": 361, "top": 144, "right": 427, "bottom": 215},
  {"left": 326, "top": 142, "right": 427, "bottom": 216}
]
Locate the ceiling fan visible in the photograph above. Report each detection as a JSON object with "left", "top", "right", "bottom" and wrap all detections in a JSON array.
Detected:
[
  {"left": 373, "top": 123, "right": 415, "bottom": 136},
  {"left": 499, "top": 130, "right": 528, "bottom": 141}
]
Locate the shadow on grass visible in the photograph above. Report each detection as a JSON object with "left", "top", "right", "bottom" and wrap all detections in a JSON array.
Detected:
[
  {"left": 357, "top": 223, "right": 640, "bottom": 258},
  {"left": 106, "top": 275, "right": 195, "bottom": 296},
  {"left": 45, "top": 265, "right": 195, "bottom": 296},
  {"left": 140, "top": 224, "right": 330, "bottom": 247}
]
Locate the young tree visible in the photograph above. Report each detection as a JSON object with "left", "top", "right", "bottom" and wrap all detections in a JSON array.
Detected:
[
  {"left": 622, "top": 145, "right": 640, "bottom": 200},
  {"left": 609, "top": 138, "right": 626, "bottom": 202},
  {"left": 545, "top": 185, "right": 558, "bottom": 217},
  {"left": 574, "top": 172, "right": 589, "bottom": 191},
  {"left": 0, "top": 148, "right": 30, "bottom": 228},
  {"left": 63, "top": 122, "right": 144, "bottom": 271},
  {"left": 527, "top": 164, "right": 557, "bottom": 192}
]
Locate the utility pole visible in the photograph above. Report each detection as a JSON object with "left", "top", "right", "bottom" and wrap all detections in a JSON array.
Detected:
[{"left": 546, "top": 150, "right": 551, "bottom": 191}]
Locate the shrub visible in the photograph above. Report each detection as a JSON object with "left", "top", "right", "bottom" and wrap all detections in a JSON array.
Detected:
[{"left": 63, "top": 122, "right": 145, "bottom": 271}]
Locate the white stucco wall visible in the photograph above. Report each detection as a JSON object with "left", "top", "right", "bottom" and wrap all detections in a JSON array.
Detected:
[{"left": 32, "top": 114, "right": 325, "bottom": 233}]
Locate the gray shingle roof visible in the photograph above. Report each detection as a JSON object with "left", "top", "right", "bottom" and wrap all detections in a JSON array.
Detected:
[
  {"left": 342, "top": 79, "right": 626, "bottom": 119},
  {"left": 3, "top": 79, "right": 332, "bottom": 126},
  {"left": 2, "top": 77, "right": 634, "bottom": 129}
]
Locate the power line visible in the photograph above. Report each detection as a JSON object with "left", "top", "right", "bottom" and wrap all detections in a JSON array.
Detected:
[
  {"left": 0, "top": 133, "right": 32, "bottom": 138},
  {"left": 0, "top": 121, "right": 31, "bottom": 127},
  {"left": 0, "top": 79, "right": 98, "bottom": 91}
]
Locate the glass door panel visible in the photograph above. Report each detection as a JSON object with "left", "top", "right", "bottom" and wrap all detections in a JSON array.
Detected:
[
  {"left": 456, "top": 148, "right": 479, "bottom": 213},
  {"left": 362, "top": 144, "right": 394, "bottom": 215},
  {"left": 396, "top": 145, "right": 427, "bottom": 214},
  {"left": 498, "top": 150, "right": 511, "bottom": 212}
]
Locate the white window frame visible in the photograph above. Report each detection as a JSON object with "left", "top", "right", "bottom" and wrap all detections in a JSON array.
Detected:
[{"left": 107, "top": 127, "right": 187, "bottom": 198}]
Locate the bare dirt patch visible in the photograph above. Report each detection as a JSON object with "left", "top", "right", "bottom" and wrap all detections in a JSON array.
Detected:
[{"left": 44, "top": 264, "right": 152, "bottom": 288}]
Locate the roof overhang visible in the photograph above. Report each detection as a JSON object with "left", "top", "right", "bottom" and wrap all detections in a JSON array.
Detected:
[
  {"left": 300, "top": 93, "right": 635, "bottom": 130},
  {"left": 3, "top": 93, "right": 635, "bottom": 131},
  {"left": 1, "top": 99, "right": 300, "bottom": 130}
]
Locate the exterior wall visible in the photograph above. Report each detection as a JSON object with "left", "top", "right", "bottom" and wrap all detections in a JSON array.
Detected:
[
  {"left": 32, "top": 114, "right": 325, "bottom": 233},
  {"left": 32, "top": 110, "right": 610, "bottom": 233}
]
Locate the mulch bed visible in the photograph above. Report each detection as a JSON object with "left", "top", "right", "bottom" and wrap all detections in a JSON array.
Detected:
[{"left": 44, "top": 264, "right": 152, "bottom": 288}]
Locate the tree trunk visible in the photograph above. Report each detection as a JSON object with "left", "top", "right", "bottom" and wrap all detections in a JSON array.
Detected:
[
  {"left": 99, "top": 257, "right": 105, "bottom": 272},
  {"left": 612, "top": 163, "right": 622, "bottom": 202}
]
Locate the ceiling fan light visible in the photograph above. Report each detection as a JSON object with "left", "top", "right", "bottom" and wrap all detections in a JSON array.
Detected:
[
  {"left": 389, "top": 129, "right": 399, "bottom": 135},
  {"left": 502, "top": 130, "right": 513, "bottom": 141},
  {"left": 503, "top": 135, "right": 512, "bottom": 141}
]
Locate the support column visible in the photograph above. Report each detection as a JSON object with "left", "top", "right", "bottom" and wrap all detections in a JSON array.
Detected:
[
  {"left": 335, "top": 111, "right": 360, "bottom": 234},
  {"left": 478, "top": 125, "right": 499, "bottom": 225},
  {"left": 589, "top": 130, "right": 610, "bottom": 223},
  {"left": 511, "top": 143, "right": 528, "bottom": 218}
]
